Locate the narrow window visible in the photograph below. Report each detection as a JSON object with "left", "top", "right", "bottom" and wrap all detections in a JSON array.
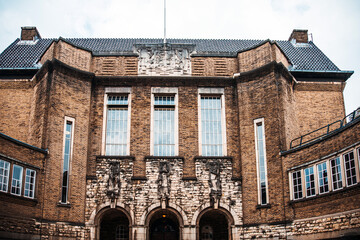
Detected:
[
  {"left": 304, "top": 166, "right": 315, "bottom": 197},
  {"left": 61, "top": 118, "right": 74, "bottom": 203},
  {"left": 105, "top": 95, "right": 129, "bottom": 155},
  {"left": 200, "top": 96, "right": 223, "bottom": 156},
  {"left": 24, "top": 169, "right": 36, "bottom": 198},
  {"left": 153, "top": 95, "right": 175, "bottom": 156},
  {"left": 330, "top": 157, "right": 343, "bottom": 190},
  {"left": 292, "top": 170, "right": 303, "bottom": 200},
  {"left": 343, "top": 151, "right": 357, "bottom": 186},
  {"left": 254, "top": 119, "right": 268, "bottom": 205},
  {"left": 0, "top": 160, "right": 10, "bottom": 192},
  {"left": 317, "top": 162, "right": 329, "bottom": 194},
  {"left": 11, "top": 165, "right": 23, "bottom": 196}
]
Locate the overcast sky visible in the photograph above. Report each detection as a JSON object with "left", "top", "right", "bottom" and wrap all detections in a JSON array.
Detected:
[{"left": 0, "top": 0, "right": 359, "bottom": 113}]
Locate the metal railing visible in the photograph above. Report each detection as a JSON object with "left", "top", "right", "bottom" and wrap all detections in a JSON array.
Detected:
[{"left": 290, "top": 107, "right": 360, "bottom": 149}]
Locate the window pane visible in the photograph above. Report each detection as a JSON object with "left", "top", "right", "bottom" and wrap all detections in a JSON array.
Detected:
[
  {"left": 24, "top": 169, "right": 36, "bottom": 198},
  {"left": 317, "top": 162, "right": 329, "bottom": 194},
  {"left": 106, "top": 105, "right": 128, "bottom": 155},
  {"left": 61, "top": 121, "right": 73, "bottom": 203},
  {"left": 343, "top": 151, "right": 357, "bottom": 186},
  {"left": 0, "top": 160, "right": 10, "bottom": 192},
  {"left": 330, "top": 157, "right": 343, "bottom": 190},
  {"left": 256, "top": 121, "right": 267, "bottom": 205},
  {"left": 11, "top": 165, "right": 23, "bottom": 196},
  {"left": 201, "top": 96, "right": 223, "bottom": 156},
  {"left": 154, "top": 107, "right": 175, "bottom": 156},
  {"left": 292, "top": 171, "right": 303, "bottom": 200},
  {"left": 304, "top": 166, "right": 315, "bottom": 197}
]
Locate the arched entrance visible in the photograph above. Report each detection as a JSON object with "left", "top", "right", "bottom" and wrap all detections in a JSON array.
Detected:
[
  {"left": 99, "top": 208, "right": 131, "bottom": 240},
  {"left": 147, "top": 208, "right": 182, "bottom": 240},
  {"left": 197, "top": 208, "right": 233, "bottom": 240}
]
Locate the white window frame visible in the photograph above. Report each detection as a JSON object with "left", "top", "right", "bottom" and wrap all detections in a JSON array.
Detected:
[
  {"left": 330, "top": 157, "right": 343, "bottom": 191},
  {"left": 254, "top": 118, "right": 269, "bottom": 205},
  {"left": 60, "top": 116, "right": 75, "bottom": 204},
  {"left": 150, "top": 87, "right": 179, "bottom": 156},
  {"left": 304, "top": 166, "right": 316, "bottom": 198},
  {"left": 198, "top": 88, "right": 227, "bottom": 156},
  {"left": 0, "top": 159, "right": 10, "bottom": 193},
  {"left": 11, "top": 164, "right": 23, "bottom": 196},
  {"left": 317, "top": 161, "right": 329, "bottom": 194},
  {"left": 343, "top": 150, "right": 357, "bottom": 187},
  {"left": 24, "top": 168, "right": 36, "bottom": 199},
  {"left": 102, "top": 87, "right": 132, "bottom": 156},
  {"left": 290, "top": 170, "right": 303, "bottom": 200}
]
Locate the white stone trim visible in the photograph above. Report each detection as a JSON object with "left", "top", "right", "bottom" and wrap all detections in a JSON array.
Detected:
[
  {"left": 150, "top": 87, "right": 179, "bottom": 156},
  {"left": 190, "top": 202, "right": 241, "bottom": 226},
  {"left": 139, "top": 202, "right": 189, "bottom": 226},
  {"left": 101, "top": 88, "right": 132, "bottom": 155},
  {"left": 198, "top": 88, "right": 227, "bottom": 156},
  {"left": 60, "top": 116, "right": 75, "bottom": 204},
  {"left": 254, "top": 118, "right": 269, "bottom": 205}
]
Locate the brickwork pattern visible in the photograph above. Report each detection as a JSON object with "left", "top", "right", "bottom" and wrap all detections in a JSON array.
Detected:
[{"left": 191, "top": 57, "right": 238, "bottom": 76}]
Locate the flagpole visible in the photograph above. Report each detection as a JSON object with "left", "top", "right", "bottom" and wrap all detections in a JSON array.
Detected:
[{"left": 164, "top": 0, "right": 166, "bottom": 44}]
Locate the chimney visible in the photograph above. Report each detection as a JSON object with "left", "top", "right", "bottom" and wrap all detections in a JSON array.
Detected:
[
  {"left": 20, "top": 26, "right": 41, "bottom": 41},
  {"left": 288, "top": 29, "right": 308, "bottom": 43}
]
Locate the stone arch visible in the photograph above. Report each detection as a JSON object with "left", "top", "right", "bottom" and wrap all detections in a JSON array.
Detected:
[
  {"left": 195, "top": 206, "right": 235, "bottom": 240},
  {"left": 88, "top": 202, "right": 134, "bottom": 240},
  {"left": 191, "top": 202, "right": 240, "bottom": 226},
  {"left": 144, "top": 204, "right": 185, "bottom": 240},
  {"left": 139, "top": 202, "right": 189, "bottom": 226}
]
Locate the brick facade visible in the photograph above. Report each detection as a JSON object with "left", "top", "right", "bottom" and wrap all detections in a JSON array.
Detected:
[{"left": 0, "top": 28, "right": 358, "bottom": 239}]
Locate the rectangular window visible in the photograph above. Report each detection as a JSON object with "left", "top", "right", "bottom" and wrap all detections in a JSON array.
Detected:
[
  {"left": 61, "top": 118, "right": 74, "bottom": 203},
  {"left": 200, "top": 96, "right": 223, "bottom": 156},
  {"left": 11, "top": 165, "right": 23, "bottom": 196},
  {"left": 304, "top": 166, "right": 315, "bottom": 197},
  {"left": 254, "top": 118, "right": 268, "bottom": 205},
  {"left": 0, "top": 160, "right": 10, "bottom": 192},
  {"left": 343, "top": 151, "right": 357, "bottom": 186},
  {"left": 153, "top": 96, "right": 175, "bottom": 156},
  {"left": 292, "top": 170, "right": 303, "bottom": 200},
  {"left": 24, "top": 169, "right": 36, "bottom": 198},
  {"left": 330, "top": 157, "right": 343, "bottom": 190},
  {"left": 317, "top": 162, "right": 329, "bottom": 194},
  {"left": 105, "top": 95, "right": 129, "bottom": 155}
]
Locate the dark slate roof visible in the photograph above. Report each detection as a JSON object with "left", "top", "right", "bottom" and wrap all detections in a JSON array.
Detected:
[{"left": 0, "top": 37, "right": 341, "bottom": 72}]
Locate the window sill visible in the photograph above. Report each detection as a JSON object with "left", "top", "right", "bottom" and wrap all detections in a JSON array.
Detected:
[
  {"left": 0, "top": 191, "right": 38, "bottom": 205},
  {"left": 256, "top": 203, "right": 271, "bottom": 209},
  {"left": 290, "top": 183, "right": 360, "bottom": 204},
  {"left": 57, "top": 202, "right": 71, "bottom": 208}
]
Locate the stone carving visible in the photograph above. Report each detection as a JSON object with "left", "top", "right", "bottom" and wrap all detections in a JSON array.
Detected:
[
  {"left": 135, "top": 43, "right": 195, "bottom": 76},
  {"left": 206, "top": 160, "right": 222, "bottom": 209},
  {"left": 157, "top": 161, "right": 171, "bottom": 208},
  {"left": 105, "top": 161, "right": 121, "bottom": 203}
]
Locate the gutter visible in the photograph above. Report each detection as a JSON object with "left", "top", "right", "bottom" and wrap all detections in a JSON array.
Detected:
[{"left": 0, "top": 132, "right": 48, "bottom": 155}]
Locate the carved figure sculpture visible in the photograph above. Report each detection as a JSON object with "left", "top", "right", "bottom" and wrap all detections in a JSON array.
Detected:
[
  {"left": 106, "top": 161, "right": 121, "bottom": 201},
  {"left": 206, "top": 160, "right": 222, "bottom": 208},
  {"left": 157, "top": 161, "right": 171, "bottom": 208}
]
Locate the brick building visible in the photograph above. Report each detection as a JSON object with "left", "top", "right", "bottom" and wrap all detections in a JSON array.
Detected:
[{"left": 0, "top": 27, "right": 359, "bottom": 239}]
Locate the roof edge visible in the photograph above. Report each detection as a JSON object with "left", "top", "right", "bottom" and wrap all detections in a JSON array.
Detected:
[{"left": 0, "top": 132, "right": 48, "bottom": 155}]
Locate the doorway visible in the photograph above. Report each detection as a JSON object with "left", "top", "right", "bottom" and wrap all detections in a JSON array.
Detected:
[
  {"left": 198, "top": 209, "right": 229, "bottom": 240},
  {"left": 148, "top": 209, "right": 180, "bottom": 240},
  {"left": 99, "top": 208, "right": 130, "bottom": 240}
]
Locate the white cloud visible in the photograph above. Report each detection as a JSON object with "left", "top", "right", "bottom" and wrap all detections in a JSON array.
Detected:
[{"left": 0, "top": 0, "right": 358, "bottom": 113}]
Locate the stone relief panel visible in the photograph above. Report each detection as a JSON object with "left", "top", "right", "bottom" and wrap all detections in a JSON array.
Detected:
[
  {"left": 134, "top": 43, "right": 195, "bottom": 76},
  {"left": 206, "top": 160, "right": 223, "bottom": 208},
  {"left": 105, "top": 161, "right": 122, "bottom": 200}
]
